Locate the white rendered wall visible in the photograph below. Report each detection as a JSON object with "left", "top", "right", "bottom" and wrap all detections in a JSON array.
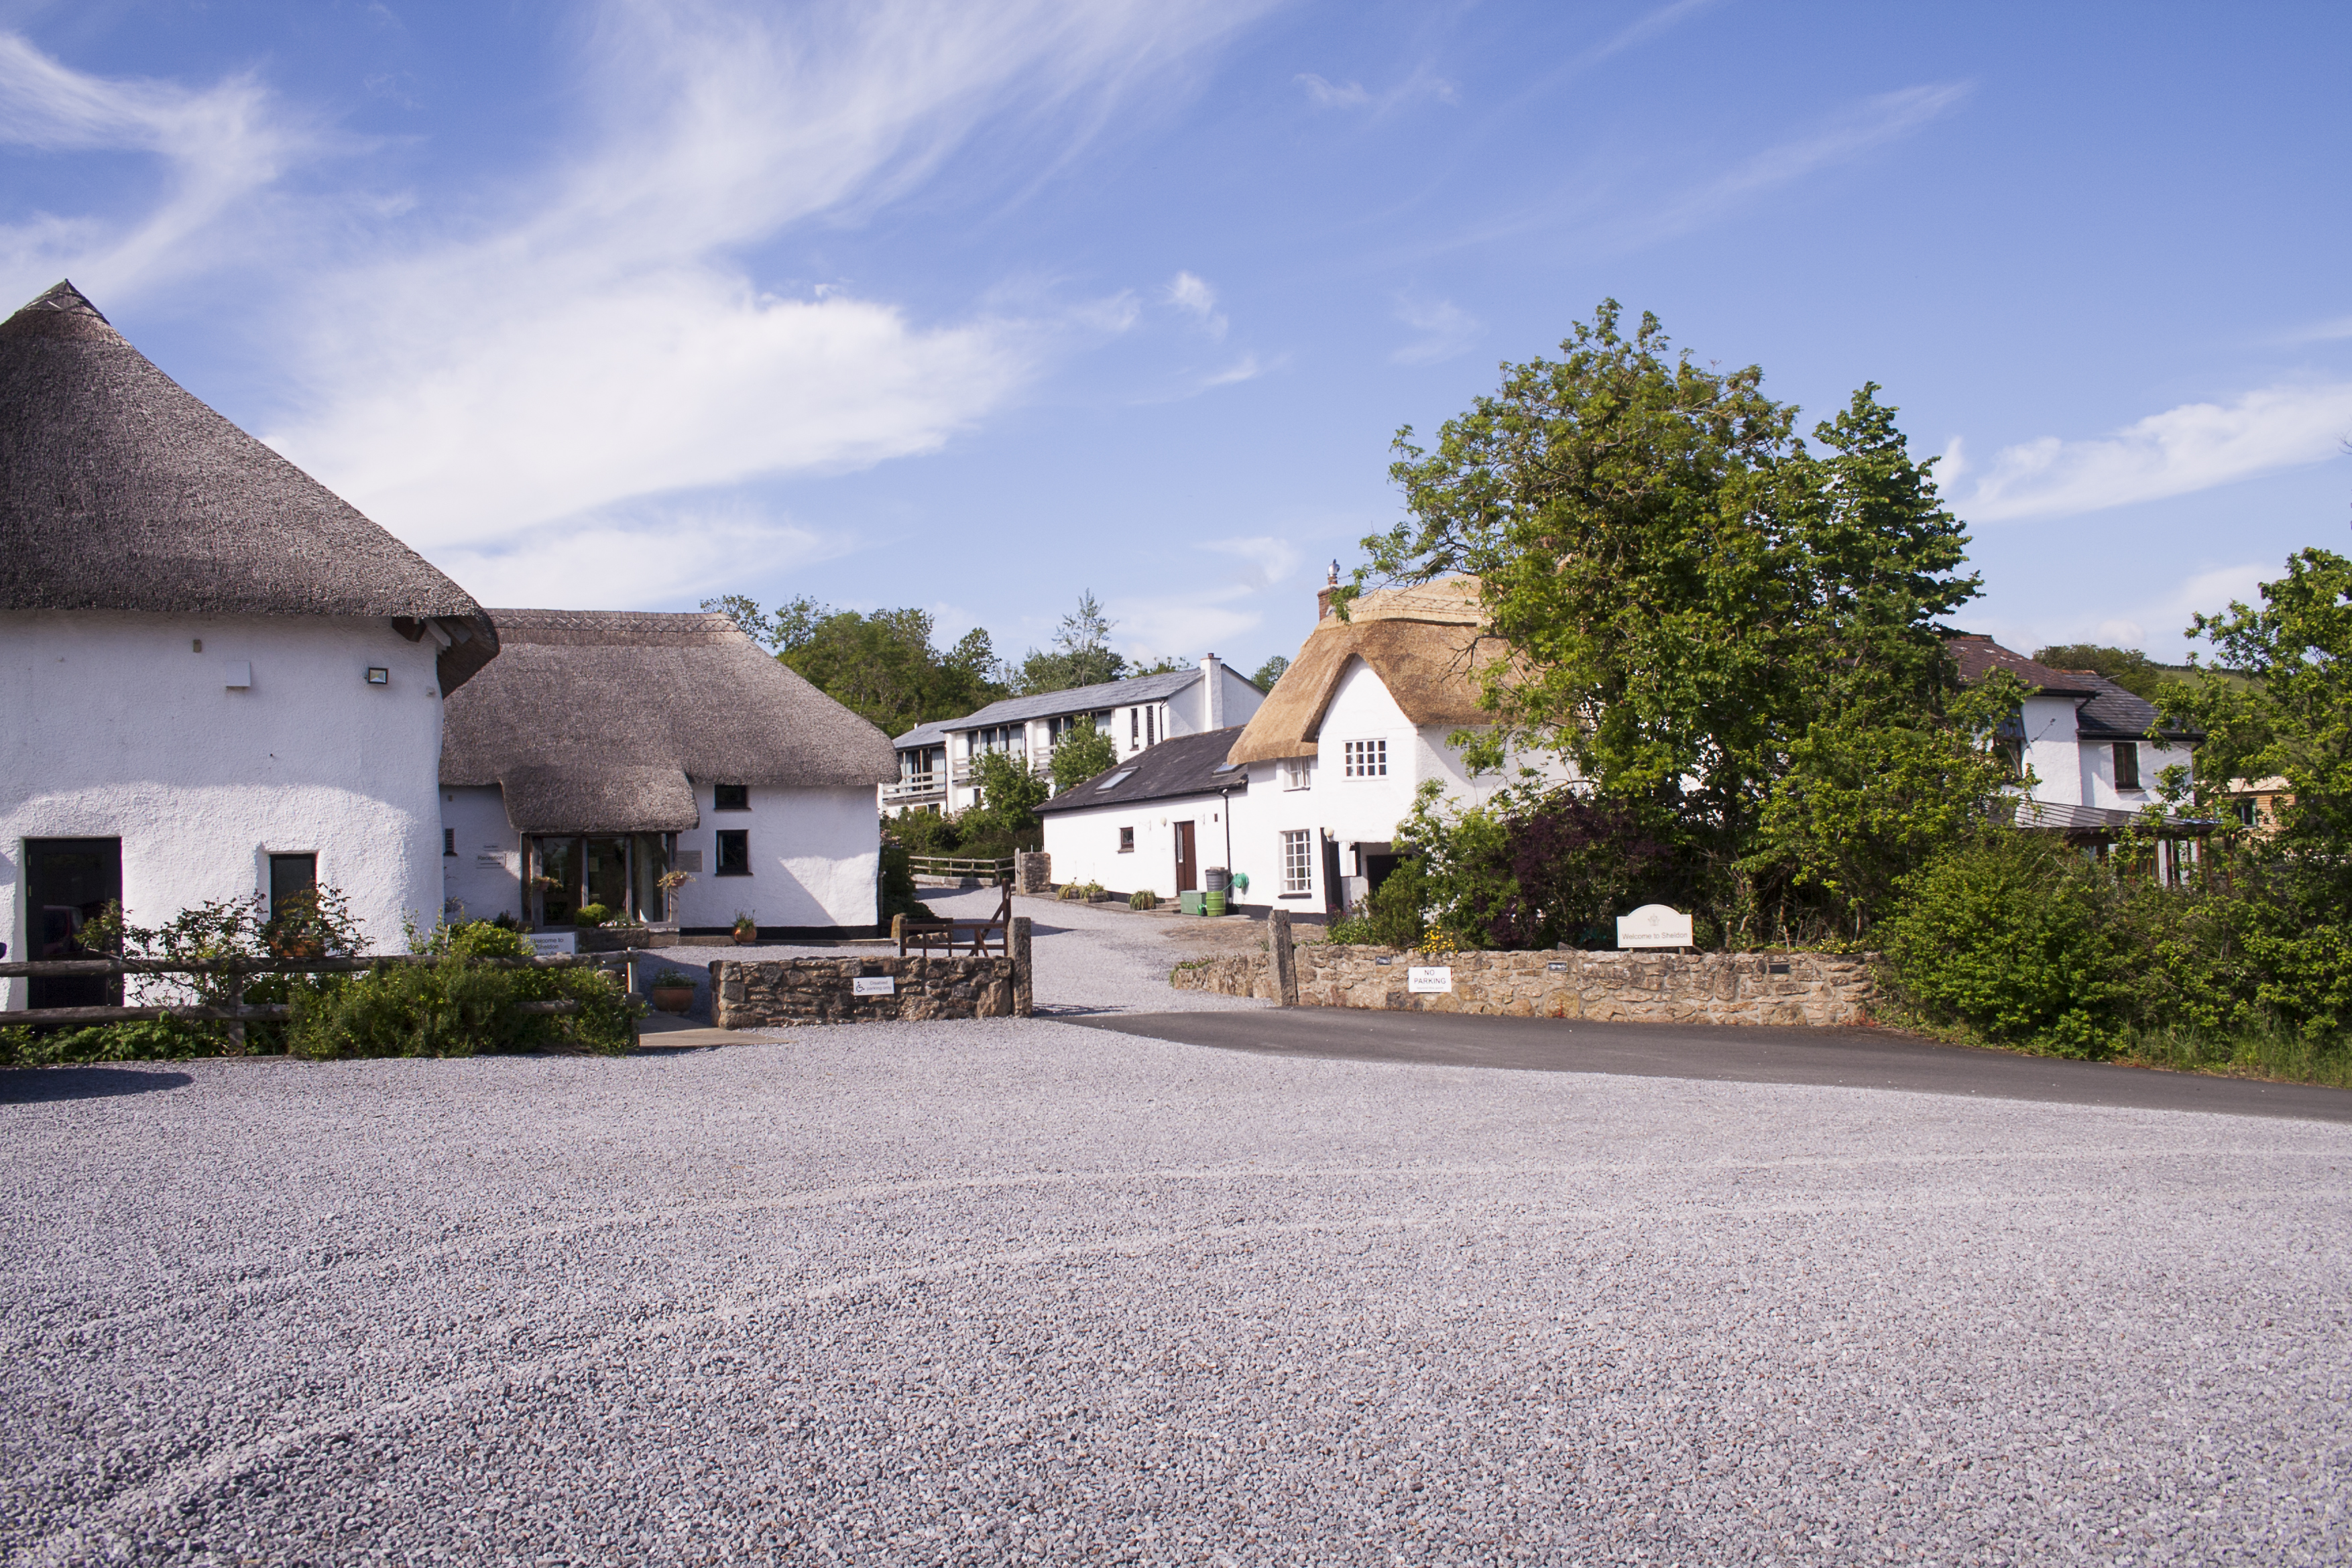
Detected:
[
  {"left": 1041, "top": 793, "right": 1244, "bottom": 900},
  {"left": 670, "top": 782, "right": 878, "bottom": 930},
  {"left": 2078, "top": 739, "right": 2196, "bottom": 812},
  {"left": 2019, "top": 695, "right": 2085, "bottom": 806},
  {"left": 2, "top": 609, "right": 445, "bottom": 1005},
  {"left": 439, "top": 784, "right": 522, "bottom": 924}
]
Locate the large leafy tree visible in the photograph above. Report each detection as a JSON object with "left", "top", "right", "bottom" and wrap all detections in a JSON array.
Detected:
[
  {"left": 701, "top": 595, "right": 1008, "bottom": 736},
  {"left": 1359, "top": 302, "right": 1993, "bottom": 940},
  {"left": 1049, "top": 718, "right": 1118, "bottom": 794}
]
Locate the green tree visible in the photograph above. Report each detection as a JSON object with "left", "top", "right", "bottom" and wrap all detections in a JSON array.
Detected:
[
  {"left": 1361, "top": 302, "right": 1984, "bottom": 941},
  {"left": 966, "top": 750, "right": 1051, "bottom": 850},
  {"left": 1251, "top": 654, "right": 1290, "bottom": 691},
  {"left": 1016, "top": 590, "right": 1127, "bottom": 695},
  {"left": 703, "top": 595, "right": 1010, "bottom": 735},
  {"left": 1050, "top": 717, "right": 1118, "bottom": 793}
]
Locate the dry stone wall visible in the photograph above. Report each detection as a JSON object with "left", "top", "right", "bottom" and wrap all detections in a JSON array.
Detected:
[
  {"left": 1173, "top": 944, "right": 1879, "bottom": 1027},
  {"left": 714, "top": 955, "right": 1020, "bottom": 1026}
]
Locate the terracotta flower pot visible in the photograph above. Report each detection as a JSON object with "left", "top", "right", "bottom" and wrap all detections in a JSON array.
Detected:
[
  {"left": 650, "top": 984, "right": 696, "bottom": 1014},
  {"left": 731, "top": 927, "right": 758, "bottom": 945}
]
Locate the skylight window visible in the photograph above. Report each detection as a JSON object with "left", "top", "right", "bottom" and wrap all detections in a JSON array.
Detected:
[{"left": 1096, "top": 769, "right": 1136, "bottom": 791}]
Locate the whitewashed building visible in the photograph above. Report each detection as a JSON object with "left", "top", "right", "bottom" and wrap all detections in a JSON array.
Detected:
[
  {"left": 895, "top": 656, "right": 1266, "bottom": 815},
  {"left": 1, "top": 281, "right": 498, "bottom": 1009},
  {"left": 1040, "top": 577, "right": 1566, "bottom": 916},
  {"left": 1948, "top": 636, "right": 2200, "bottom": 831},
  {"left": 440, "top": 610, "right": 896, "bottom": 937}
]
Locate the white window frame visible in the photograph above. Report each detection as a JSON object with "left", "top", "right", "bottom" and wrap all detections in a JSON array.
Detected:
[
  {"left": 1118, "top": 826, "right": 1135, "bottom": 853},
  {"left": 1281, "top": 829, "right": 1313, "bottom": 894},
  {"left": 1342, "top": 739, "right": 1387, "bottom": 778},
  {"left": 1281, "top": 758, "right": 1310, "bottom": 791}
]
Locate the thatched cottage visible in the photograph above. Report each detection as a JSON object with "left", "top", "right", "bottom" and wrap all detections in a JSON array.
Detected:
[
  {"left": 440, "top": 610, "right": 896, "bottom": 937},
  {"left": 1, "top": 281, "right": 496, "bottom": 1005},
  {"left": 1040, "top": 574, "right": 1568, "bottom": 914}
]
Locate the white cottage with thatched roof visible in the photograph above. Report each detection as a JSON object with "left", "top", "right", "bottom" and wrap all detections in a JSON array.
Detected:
[
  {"left": 438, "top": 610, "right": 897, "bottom": 937},
  {"left": 1039, "top": 575, "right": 1568, "bottom": 915},
  {"left": 1, "top": 282, "right": 497, "bottom": 1007}
]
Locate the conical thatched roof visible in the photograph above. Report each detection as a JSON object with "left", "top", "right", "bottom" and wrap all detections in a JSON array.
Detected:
[
  {"left": 440, "top": 610, "right": 898, "bottom": 834},
  {"left": 0, "top": 280, "right": 497, "bottom": 692},
  {"left": 1225, "top": 577, "right": 1505, "bottom": 766}
]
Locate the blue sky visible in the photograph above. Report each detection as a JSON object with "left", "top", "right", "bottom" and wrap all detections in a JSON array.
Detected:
[{"left": 4, "top": 1, "right": 2349, "bottom": 676}]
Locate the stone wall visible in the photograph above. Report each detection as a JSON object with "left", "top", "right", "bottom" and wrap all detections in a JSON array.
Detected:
[
  {"left": 714, "top": 953, "right": 1021, "bottom": 1026},
  {"left": 1173, "top": 943, "right": 1879, "bottom": 1027},
  {"left": 1014, "top": 849, "right": 1053, "bottom": 896}
]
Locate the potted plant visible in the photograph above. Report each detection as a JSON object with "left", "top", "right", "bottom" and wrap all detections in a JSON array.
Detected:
[
  {"left": 648, "top": 968, "right": 698, "bottom": 1014},
  {"left": 573, "top": 902, "right": 611, "bottom": 928},
  {"left": 731, "top": 912, "right": 758, "bottom": 945}
]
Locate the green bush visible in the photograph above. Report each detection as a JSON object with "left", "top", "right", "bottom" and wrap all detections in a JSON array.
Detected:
[
  {"left": 285, "top": 920, "right": 636, "bottom": 1058},
  {"left": 878, "top": 842, "right": 936, "bottom": 923},
  {"left": 1, "top": 1017, "right": 233, "bottom": 1069},
  {"left": 1128, "top": 889, "right": 1159, "bottom": 910},
  {"left": 573, "top": 902, "right": 611, "bottom": 928},
  {"left": 1878, "top": 831, "right": 2122, "bottom": 1057}
]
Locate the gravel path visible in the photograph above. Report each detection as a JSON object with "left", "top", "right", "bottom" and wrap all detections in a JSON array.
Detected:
[{"left": 5, "top": 1020, "right": 2349, "bottom": 1565}]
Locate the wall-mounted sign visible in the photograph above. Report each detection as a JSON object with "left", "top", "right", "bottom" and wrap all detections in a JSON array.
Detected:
[
  {"left": 1407, "top": 966, "right": 1453, "bottom": 993},
  {"left": 852, "top": 975, "right": 896, "bottom": 997},
  {"left": 1616, "top": 904, "right": 1694, "bottom": 950},
  {"left": 1546, "top": 961, "right": 1569, "bottom": 972},
  {"left": 528, "top": 930, "right": 577, "bottom": 957}
]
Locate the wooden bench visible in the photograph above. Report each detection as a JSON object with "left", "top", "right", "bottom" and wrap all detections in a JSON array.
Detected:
[{"left": 896, "top": 884, "right": 1013, "bottom": 957}]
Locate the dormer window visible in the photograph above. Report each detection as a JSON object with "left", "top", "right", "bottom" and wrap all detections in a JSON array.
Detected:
[{"left": 713, "top": 783, "right": 750, "bottom": 811}]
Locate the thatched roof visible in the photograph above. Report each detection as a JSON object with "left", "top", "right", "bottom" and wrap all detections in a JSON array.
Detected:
[
  {"left": 441, "top": 609, "right": 896, "bottom": 833},
  {"left": 0, "top": 281, "right": 497, "bottom": 692},
  {"left": 1226, "top": 577, "right": 1505, "bottom": 765}
]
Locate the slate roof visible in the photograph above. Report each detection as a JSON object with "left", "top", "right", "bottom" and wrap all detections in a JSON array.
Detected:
[
  {"left": 1945, "top": 635, "right": 2100, "bottom": 698},
  {"left": 442, "top": 609, "right": 896, "bottom": 833},
  {"left": 949, "top": 668, "right": 1201, "bottom": 731},
  {"left": 1035, "top": 726, "right": 1248, "bottom": 815},
  {"left": 0, "top": 280, "right": 497, "bottom": 692},
  {"left": 2068, "top": 671, "right": 2200, "bottom": 742},
  {"left": 892, "top": 719, "right": 954, "bottom": 751}
]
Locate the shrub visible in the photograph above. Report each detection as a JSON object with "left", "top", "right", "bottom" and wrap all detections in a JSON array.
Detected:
[
  {"left": 284, "top": 920, "right": 636, "bottom": 1058},
  {"left": 1058, "top": 880, "right": 1104, "bottom": 902},
  {"left": 1878, "top": 831, "right": 2122, "bottom": 1057},
  {"left": 650, "top": 969, "right": 697, "bottom": 989},
  {"left": 1128, "top": 889, "right": 1159, "bottom": 910},
  {"left": 878, "top": 842, "right": 937, "bottom": 922},
  {"left": 573, "top": 903, "right": 611, "bottom": 928},
  {"left": 1, "top": 1017, "right": 231, "bottom": 1069}
]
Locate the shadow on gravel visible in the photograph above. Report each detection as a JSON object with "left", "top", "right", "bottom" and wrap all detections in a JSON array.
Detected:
[{"left": 1, "top": 1067, "right": 196, "bottom": 1103}]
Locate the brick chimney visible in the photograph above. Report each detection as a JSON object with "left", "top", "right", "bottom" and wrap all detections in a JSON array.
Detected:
[
  {"left": 1201, "top": 652, "right": 1225, "bottom": 728},
  {"left": 1315, "top": 558, "right": 1340, "bottom": 620}
]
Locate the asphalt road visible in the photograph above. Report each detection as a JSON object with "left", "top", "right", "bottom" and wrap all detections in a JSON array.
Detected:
[{"left": 1069, "top": 1006, "right": 2352, "bottom": 1124}]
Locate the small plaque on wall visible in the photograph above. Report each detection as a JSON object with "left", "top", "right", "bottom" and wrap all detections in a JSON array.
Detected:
[
  {"left": 1407, "top": 966, "right": 1453, "bottom": 994},
  {"left": 528, "top": 931, "right": 577, "bottom": 957},
  {"left": 673, "top": 850, "right": 703, "bottom": 873},
  {"left": 852, "top": 975, "right": 896, "bottom": 997}
]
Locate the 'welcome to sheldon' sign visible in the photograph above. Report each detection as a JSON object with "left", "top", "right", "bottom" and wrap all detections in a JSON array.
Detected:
[{"left": 1616, "top": 904, "right": 1694, "bottom": 949}]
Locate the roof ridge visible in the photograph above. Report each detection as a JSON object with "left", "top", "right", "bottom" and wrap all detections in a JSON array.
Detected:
[{"left": 17, "top": 280, "right": 109, "bottom": 325}]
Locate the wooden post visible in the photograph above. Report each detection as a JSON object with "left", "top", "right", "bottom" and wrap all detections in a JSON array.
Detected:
[
  {"left": 1269, "top": 909, "right": 1298, "bottom": 1008},
  {"left": 892, "top": 912, "right": 906, "bottom": 955},
  {"left": 1010, "top": 916, "right": 1033, "bottom": 1018}
]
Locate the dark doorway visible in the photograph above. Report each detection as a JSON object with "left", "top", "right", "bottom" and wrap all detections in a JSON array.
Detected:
[
  {"left": 25, "top": 837, "right": 121, "bottom": 1010},
  {"left": 1363, "top": 852, "right": 1401, "bottom": 898},
  {"left": 1173, "top": 821, "right": 1197, "bottom": 893},
  {"left": 1321, "top": 835, "right": 1344, "bottom": 914}
]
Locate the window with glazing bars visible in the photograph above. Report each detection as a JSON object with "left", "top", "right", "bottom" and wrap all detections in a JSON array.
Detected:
[
  {"left": 1342, "top": 739, "right": 1387, "bottom": 778},
  {"left": 1281, "top": 829, "right": 1312, "bottom": 894}
]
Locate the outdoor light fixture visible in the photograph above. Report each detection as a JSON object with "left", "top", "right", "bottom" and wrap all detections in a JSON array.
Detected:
[{"left": 365, "top": 667, "right": 389, "bottom": 685}]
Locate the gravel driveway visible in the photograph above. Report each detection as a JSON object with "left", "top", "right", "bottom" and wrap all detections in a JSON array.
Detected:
[{"left": 5, "top": 1014, "right": 2349, "bottom": 1565}]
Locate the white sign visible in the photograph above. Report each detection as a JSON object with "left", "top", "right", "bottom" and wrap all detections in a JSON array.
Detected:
[
  {"left": 528, "top": 930, "right": 577, "bottom": 956},
  {"left": 1407, "top": 966, "right": 1453, "bottom": 994},
  {"left": 851, "top": 975, "right": 896, "bottom": 997},
  {"left": 1616, "top": 904, "right": 1694, "bottom": 950}
]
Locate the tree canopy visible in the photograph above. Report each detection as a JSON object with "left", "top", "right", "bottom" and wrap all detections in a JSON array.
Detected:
[
  {"left": 1015, "top": 591, "right": 1127, "bottom": 695},
  {"left": 702, "top": 595, "right": 1008, "bottom": 737},
  {"left": 1356, "top": 301, "right": 1996, "bottom": 941}
]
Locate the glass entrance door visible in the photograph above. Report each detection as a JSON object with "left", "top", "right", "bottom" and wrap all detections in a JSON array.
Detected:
[
  {"left": 25, "top": 837, "right": 122, "bottom": 1009},
  {"left": 585, "top": 837, "right": 630, "bottom": 918},
  {"left": 530, "top": 837, "right": 580, "bottom": 927}
]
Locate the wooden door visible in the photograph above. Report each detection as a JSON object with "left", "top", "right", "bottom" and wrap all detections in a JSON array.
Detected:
[{"left": 1173, "top": 821, "right": 1197, "bottom": 892}]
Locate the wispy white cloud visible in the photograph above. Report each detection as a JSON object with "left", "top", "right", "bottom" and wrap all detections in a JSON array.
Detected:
[
  {"left": 1199, "top": 351, "right": 1273, "bottom": 387},
  {"left": 1389, "top": 294, "right": 1479, "bottom": 365},
  {"left": 0, "top": 33, "right": 325, "bottom": 300},
  {"left": 434, "top": 503, "right": 856, "bottom": 611},
  {"left": 1572, "top": 0, "right": 1726, "bottom": 70},
  {"left": 1628, "top": 82, "right": 1970, "bottom": 244},
  {"left": 1954, "top": 382, "right": 2352, "bottom": 522},
  {"left": 1294, "top": 64, "right": 1456, "bottom": 114},
  {"left": 2278, "top": 312, "right": 2352, "bottom": 345},
  {"left": 1200, "top": 534, "right": 1301, "bottom": 586},
  {"left": 0, "top": 1, "right": 1282, "bottom": 560},
  {"left": 1165, "top": 269, "right": 1226, "bottom": 337}
]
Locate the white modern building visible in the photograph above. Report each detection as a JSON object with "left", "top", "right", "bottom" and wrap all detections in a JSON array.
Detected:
[
  {"left": 1948, "top": 636, "right": 2200, "bottom": 830},
  {"left": 888, "top": 656, "right": 1266, "bottom": 815},
  {"left": 1, "top": 281, "right": 499, "bottom": 1010},
  {"left": 440, "top": 610, "right": 897, "bottom": 937},
  {"left": 1039, "top": 577, "right": 1568, "bottom": 916}
]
